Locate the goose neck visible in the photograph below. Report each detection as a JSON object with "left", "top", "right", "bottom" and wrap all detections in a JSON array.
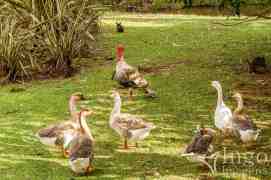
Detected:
[
  {"left": 110, "top": 95, "right": 121, "bottom": 123},
  {"left": 69, "top": 97, "right": 77, "bottom": 115},
  {"left": 234, "top": 97, "right": 244, "bottom": 115},
  {"left": 215, "top": 84, "right": 223, "bottom": 107},
  {"left": 79, "top": 113, "right": 94, "bottom": 141}
]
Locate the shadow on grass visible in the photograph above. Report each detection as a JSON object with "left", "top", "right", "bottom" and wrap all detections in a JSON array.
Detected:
[
  {"left": 0, "top": 156, "right": 74, "bottom": 180},
  {"left": 89, "top": 138, "right": 202, "bottom": 180}
]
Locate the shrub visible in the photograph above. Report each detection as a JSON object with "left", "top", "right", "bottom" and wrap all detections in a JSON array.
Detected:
[
  {"left": 0, "top": 0, "right": 100, "bottom": 82},
  {"left": 0, "top": 16, "right": 33, "bottom": 82},
  {"left": 30, "top": 0, "right": 100, "bottom": 77}
]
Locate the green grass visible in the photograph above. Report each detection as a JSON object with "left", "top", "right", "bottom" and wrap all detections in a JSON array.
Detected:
[{"left": 1, "top": 12, "right": 271, "bottom": 179}]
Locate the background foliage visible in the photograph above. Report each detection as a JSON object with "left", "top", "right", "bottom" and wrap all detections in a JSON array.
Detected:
[{"left": 101, "top": 0, "right": 271, "bottom": 13}]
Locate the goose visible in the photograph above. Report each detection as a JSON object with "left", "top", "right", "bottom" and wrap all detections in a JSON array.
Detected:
[
  {"left": 68, "top": 108, "right": 95, "bottom": 174},
  {"left": 232, "top": 93, "right": 260, "bottom": 143},
  {"left": 181, "top": 126, "right": 217, "bottom": 174},
  {"left": 110, "top": 90, "right": 155, "bottom": 149},
  {"left": 211, "top": 81, "right": 233, "bottom": 135},
  {"left": 36, "top": 92, "right": 84, "bottom": 155}
]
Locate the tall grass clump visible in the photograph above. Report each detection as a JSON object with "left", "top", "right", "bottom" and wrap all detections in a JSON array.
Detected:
[
  {"left": 30, "top": 0, "right": 100, "bottom": 77},
  {"left": 0, "top": 16, "right": 32, "bottom": 82},
  {"left": 0, "top": 0, "right": 100, "bottom": 83}
]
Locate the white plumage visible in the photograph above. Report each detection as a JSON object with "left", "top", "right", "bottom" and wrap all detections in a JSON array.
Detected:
[
  {"left": 215, "top": 105, "right": 233, "bottom": 130},
  {"left": 69, "top": 158, "right": 90, "bottom": 174},
  {"left": 239, "top": 130, "right": 259, "bottom": 143},
  {"left": 212, "top": 81, "right": 234, "bottom": 134}
]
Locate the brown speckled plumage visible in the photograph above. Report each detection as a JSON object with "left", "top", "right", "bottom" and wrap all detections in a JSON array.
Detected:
[
  {"left": 113, "top": 45, "right": 155, "bottom": 97},
  {"left": 68, "top": 109, "right": 95, "bottom": 174},
  {"left": 232, "top": 114, "right": 257, "bottom": 131},
  {"left": 185, "top": 128, "right": 214, "bottom": 155},
  {"left": 69, "top": 135, "right": 94, "bottom": 162},
  {"left": 110, "top": 91, "right": 155, "bottom": 148},
  {"left": 36, "top": 93, "right": 84, "bottom": 147}
]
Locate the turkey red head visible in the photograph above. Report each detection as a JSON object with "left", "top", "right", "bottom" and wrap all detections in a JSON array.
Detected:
[{"left": 116, "top": 44, "right": 124, "bottom": 62}]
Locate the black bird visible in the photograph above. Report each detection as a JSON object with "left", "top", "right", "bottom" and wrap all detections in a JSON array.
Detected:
[{"left": 116, "top": 22, "right": 124, "bottom": 33}]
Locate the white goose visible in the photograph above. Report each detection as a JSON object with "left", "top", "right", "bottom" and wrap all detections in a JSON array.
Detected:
[
  {"left": 110, "top": 91, "right": 155, "bottom": 149},
  {"left": 36, "top": 92, "right": 84, "bottom": 155},
  {"left": 68, "top": 108, "right": 95, "bottom": 174},
  {"left": 232, "top": 93, "right": 260, "bottom": 143},
  {"left": 211, "top": 81, "right": 233, "bottom": 135}
]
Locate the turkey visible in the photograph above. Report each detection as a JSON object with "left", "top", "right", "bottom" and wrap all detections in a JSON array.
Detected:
[{"left": 112, "top": 44, "right": 156, "bottom": 99}]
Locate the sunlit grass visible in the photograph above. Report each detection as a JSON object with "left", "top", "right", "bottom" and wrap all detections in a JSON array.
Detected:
[{"left": 0, "top": 12, "right": 271, "bottom": 179}]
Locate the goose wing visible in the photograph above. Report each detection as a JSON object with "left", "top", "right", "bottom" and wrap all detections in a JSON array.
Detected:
[
  {"left": 186, "top": 132, "right": 213, "bottom": 155},
  {"left": 194, "top": 135, "right": 213, "bottom": 154},
  {"left": 185, "top": 132, "right": 202, "bottom": 153},
  {"left": 116, "top": 62, "right": 148, "bottom": 88},
  {"left": 114, "top": 113, "right": 149, "bottom": 130},
  {"left": 37, "top": 124, "right": 60, "bottom": 138},
  {"left": 128, "top": 71, "right": 148, "bottom": 88},
  {"left": 234, "top": 115, "right": 257, "bottom": 131},
  {"left": 37, "top": 121, "right": 71, "bottom": 137},
  {"left": 216, "top": 106, "right": 233, "bottom": 128},
  {"left": 69, "top": 135, "right": 94, "bottom": 161},
  {"left": 218, "top": 106, "right": 232, "bottom": 120}
]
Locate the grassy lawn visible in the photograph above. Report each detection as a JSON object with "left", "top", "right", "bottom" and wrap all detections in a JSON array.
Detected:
[{"left": 1, "top": 12, "right": 271, "bottom": 179}]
